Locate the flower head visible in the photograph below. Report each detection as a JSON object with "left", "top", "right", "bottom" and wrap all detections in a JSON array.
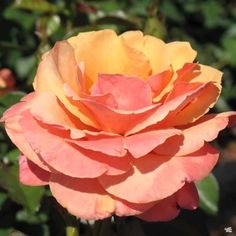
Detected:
[{"left": 1, "top": 30, "right": 236, "bottom": 221}]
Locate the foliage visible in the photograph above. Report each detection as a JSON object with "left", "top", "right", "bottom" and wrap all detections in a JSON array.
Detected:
[{"left": 0, "top": 0, "right": 235, "bottom": 235}]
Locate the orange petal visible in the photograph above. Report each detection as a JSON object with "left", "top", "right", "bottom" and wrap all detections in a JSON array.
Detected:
[
  {"left": 148, "top": 68, "right": 173, "bottom": 99},
  {"left": 68, "top": 30, "right": 151, "bottom": 88},
  {"left": 121, "top": 31, "right": 196, "bottom": 74},
  {"left": 78, "top": 97, "right": 160, "bottom": 134},
  {"left": 99, "top": 144, "right": 218, "bottom": 203},
  {"left": 167, "top": 83, "right": 221, "bottom": 126},
  {"left": 127, "top": 82, "right": 209, "bottom": 135},
  {"left": 19, "top": 155, "right": 50, "bottom": 186},
  {"left": 34, "top": 41, "right": 98, "bottom": 128}
]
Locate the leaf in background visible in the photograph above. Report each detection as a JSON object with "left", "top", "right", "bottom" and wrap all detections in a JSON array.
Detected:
[
  {"left": 144, "top": 17, "right": 166, "bottom": 39},
  {"left": 14, "top": 0, "right": 60, "bottom": 14},
  {"left": 0, "top": 91, "right": 25, "bottom": 107},
  {"left": 1, "top": 149, "right": 20, "bottom": 164},
  {"left": 3, "top": 7, "right": 37, "bottom": 31},
  {"left": 0, "top": 192, "right": 7, "bottom": 210},
  {"left": 196, "top": 173, "right": 219, "bottom": 215},
  {"left": 16, "top": 56, "right": 36, "bottom": 79},
  {"left": 0, "top": 164, "right": 44, "bottom": 215},
  {"left": 201, "top": 0, "right": 224, "bottom": 28},
  {"left": 0, "top": 91, "right": 25, "bottom": 116},
  {"left": 46, "top": 15, "right": 61, "bottom": 37},
  {"left": 160, "top": 0, "right": 184, "bottom": 23}
]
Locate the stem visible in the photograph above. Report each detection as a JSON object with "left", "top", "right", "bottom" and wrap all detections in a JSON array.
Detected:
[{"left": 66, "top": 226, "right": 79, "bottom": 236}]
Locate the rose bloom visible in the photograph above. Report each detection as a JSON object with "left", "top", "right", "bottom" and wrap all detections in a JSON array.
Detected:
[
  {"left": 1, "top": 30, "right": 236, "bottom": 221},
  {"left": 0, "top": 68, "right": 15, "bottom": 96}
]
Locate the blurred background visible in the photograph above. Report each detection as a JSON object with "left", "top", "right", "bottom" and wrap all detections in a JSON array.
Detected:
[{"left": 0, "top": 0, "right": 236, "bottom": 235}]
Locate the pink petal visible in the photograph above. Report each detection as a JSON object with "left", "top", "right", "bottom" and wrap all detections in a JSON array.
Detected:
[
  {"left": 91, "top": 74, "right": 152, "bottom": 110},
  {"left": 19, "top": 110, "right": 131, "bottom": 178},
  {"left": 155, "top": 111, "right": 236, "bottom": 156},
  {"left": 127, "top": 82, "right": 211, "bottom": 135},
  {"left": 1, "top": 97, "right": 50, "bottom": 171},
  {"left": 49, "top": 174, "right": 115, "bottom": 220},
  {"left": 125, "top": 129, "right": 181, "bottom": 158},
  {"left": 70, "top": 135, "right": 127, "bottom": 157},
  {"left": 137, "top": 195, "right": 180, "bottom": 222},
  {"left": 99, "top": 144, "right": 218, "bottom": 203},
  {"left": 137, "top": 183, "right": 198, "bottom": 222},
  {"left": 19, "top": 155, "right": 50, "bottom": 186},
  {"left": 176, "top": 183, "right": 199, "bottom": 210}
]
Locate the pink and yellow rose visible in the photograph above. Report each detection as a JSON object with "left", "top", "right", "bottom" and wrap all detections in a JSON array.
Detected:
[{"left": 1, "top": 30, "right": 236, "bottom": 221}]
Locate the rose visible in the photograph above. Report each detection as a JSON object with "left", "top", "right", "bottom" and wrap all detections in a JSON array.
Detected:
[
  {"left": 0, "top": 68, "right": 15, "bottom": 96},
  {"left": 1, "top": 30, "right": 236, "bottom": 221}
]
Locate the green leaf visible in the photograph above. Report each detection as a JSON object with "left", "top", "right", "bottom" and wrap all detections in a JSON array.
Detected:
[
  {"left": 196, "top": 173, "right": 219, "bottom": 215},
  {"left": 14, "top": 0, "right": 60, "bottom": 13},
  {"left": 0, "top": 164, "right": 44, "bottom": 214},
  {"left": 46, "top": 15, "right": 61, "bottom": 37},
  {"left": 0, "top": 91, "right": 25, "bottom": 108},
  {"left": 0, "top": 191, "right": 8, "bottom": 210}
]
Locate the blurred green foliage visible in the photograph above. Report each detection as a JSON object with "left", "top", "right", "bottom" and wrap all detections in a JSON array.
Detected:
[{"left": 0, "top": 0, "right": 236, "bottom": 235}]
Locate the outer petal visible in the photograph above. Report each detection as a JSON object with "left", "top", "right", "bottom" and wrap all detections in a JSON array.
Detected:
[
  {"left": 175, "top": 183, "right": 199, "bottom": 210},
  {"left": 50, "top": 174, "right": 115, "bottom": 220},
  {"left": 91, "top": 74, "right": 152, "bottom": 110},
  {"left": 137, "top": 183, "right": 198, "bottom": 222},
  {"left": 1, "top": 96, "right": 50, "bottom": 171},
  {"left": 99, "top": 144, "right": 219, "bottom": 203},
  {"left": 137, "top": 195, "right": 179, "bottom": 222},
  {"left": 155, "top": 112, "right": 236, "bottom": 156},
  {"left": 68, "top": 30, "right": 151, "bottom": 88},
  {"left": 19, "top": 155, "right": 50, "bottom": 186},
  {"left": 49, "top": 174, "right": 155, "bottom": 220},
  {"left": 34, "top": 41, "right": 98, "bottom": 128},
  {"left": 19, "top": 110, "right": 131, "bottom": 178}
]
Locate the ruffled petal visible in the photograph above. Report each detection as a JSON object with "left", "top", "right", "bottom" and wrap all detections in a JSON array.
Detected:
[
  {"left": 19, "top": 110, "right": 131, "bottom": 178},
  {"left": 125, "top": 129, "right": 181, "bottom": 158},
  {"left": 156, "top": 112, "right": 236, "bottom": 156},
  {"left": 127, "top": 82, "right": 211, "bottom": 135},
  {"left": 99, "top": 144, "right": 218, "bottom": 203}
]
